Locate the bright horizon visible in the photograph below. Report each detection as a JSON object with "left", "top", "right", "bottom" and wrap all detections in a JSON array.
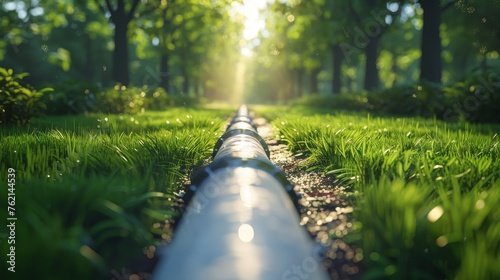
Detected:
[{"left": 232, "top": 0, "right": 269, "bottom": 57}]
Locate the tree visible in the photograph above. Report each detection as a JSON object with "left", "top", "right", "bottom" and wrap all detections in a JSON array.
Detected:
[
  {"left": 418, "top": 0, "right": 442, "bottom": 83},
  {"left": 378, "top": 6, "right": 421, "bottom": 87},
  {"left": 134, "top": 0, "right": 234, "bottom": 95},
  {"left": 451, "top": 0, "right": 500, "bottom": 72},
  {"left": 346, "top": 0, "right": 403, "bottom": 91},
  {"left": 301, "top": 1, "right": 349, "bottom": 94},
  {"left": 265, "top": 0, "right": 335, "bottom": 97},
  {"left": 271, "top": 0, "right": 404, "bottom": 94},
  {"left": 96, "top": 0, "right": 141, "bottom": 85},
  {"left": 1, "top": 0, "right": 118, "bottom": 86},
  {"left": 418, "top": 0, "right": 459, "bottom": 84}
]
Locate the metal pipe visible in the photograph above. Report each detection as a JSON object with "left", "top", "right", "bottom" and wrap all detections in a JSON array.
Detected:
[{"left": 153, "top": 105, "right": 329, "bottom": 280}]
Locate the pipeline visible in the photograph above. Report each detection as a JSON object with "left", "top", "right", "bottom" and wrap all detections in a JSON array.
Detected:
[{"left": 153, "top": 105, "right": 329, "bottom": 280}]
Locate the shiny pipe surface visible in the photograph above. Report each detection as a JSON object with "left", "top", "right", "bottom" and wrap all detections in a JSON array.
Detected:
[{"left": 152, "top": 105, "right": 329, "bottom": 280}]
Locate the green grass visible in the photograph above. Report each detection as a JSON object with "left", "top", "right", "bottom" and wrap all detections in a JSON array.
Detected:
[
  {"left": 262, "top": 107, "right": 500, "bottom": 280},
  {"left": 2, "top": 104, "right": 499, "bottom": 279},
  {"left": 0, "top": 108, "right": 228, "bottom": 279}
]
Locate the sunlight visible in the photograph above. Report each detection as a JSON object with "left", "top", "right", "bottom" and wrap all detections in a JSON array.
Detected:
[
  {"left": 238, "top": 223, "right": 255, "bottom": 243},
  {"left": 232, "top": 61, "right": 246, "bottom": 104},
  {"left": 232, "top": 0, "right": 268, "bottom": 57},
  {"left": 427, "top": 205, "right": 444, "bottom": 223}
]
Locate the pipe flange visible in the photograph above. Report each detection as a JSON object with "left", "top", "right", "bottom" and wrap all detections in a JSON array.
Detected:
[
  {"left": 212, "top": 129, "right": 270, "bottom": 159},
  {"left": 187, "top": 156, "right": 300, "bottom": 213}
]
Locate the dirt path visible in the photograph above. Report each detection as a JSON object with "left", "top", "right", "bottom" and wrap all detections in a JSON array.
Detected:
[{"left": 254, "top": 117, "right": 363, "bottom": 280}]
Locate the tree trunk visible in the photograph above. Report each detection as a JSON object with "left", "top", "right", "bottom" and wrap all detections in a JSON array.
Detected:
[
  {"left": 203, "top": 81, "right": 209, "bottom": 99},
  {"left": 84, "top": 34, "right": 94, "bottom": 83},
  {"left": 100, "top": 0, "right": 140, "bottom": 86},
  {"left": 419, "top": 0, "right": 442, "bottom": 84},
  {"left": 285, "top": 69, "right": 293, "bottom": 101},
  {"left": 159, "top": 10, "right": 170, "bottom": 92},
  {"left": 160, "top": 53, "right": 170, "bottom": 91},
  {"left": 332, "top": 44, "right": 342, "bottom": 94},
  {"left": 347, "top": 76, "right": 354, "bottom": 93},
  {"left": 364, "top": 35, "right": 380, "bottom": 91},
  {"left": 309, "top": 68, "right": 320, "bottom": 94},
  {"left": 182, "top": 67, "right": 189, "bottom": 95},
  {"left": 112, "top": 10, "right": 130, "bottom": 85},
  {"left": 290, "top": 69, "right": 297, "bottom": 98},
  {"left": 391, "top": 53, "right": 398, "bottom": 87},
  {"left": 363, "top": 0, "right": 381, "bottom": 91},
  {"left": 296, "top": 68, "right": 304, "bottom": 97},
  {"left": 195, "top": 81, "right": 200, "bottom": 98}
]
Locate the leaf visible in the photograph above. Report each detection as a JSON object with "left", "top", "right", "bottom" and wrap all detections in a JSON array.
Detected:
[
  {"left": 454, "top": 168, "right": 471, "bottom": 178},
  {"left": 142, "top": 208, "right": 175, "bottom": 220},
  {"left": 99, "top": 200, "right": 125, "bottom": 217},
  {"left": 123, "top": 192, "right": 167, "bottom": 208}
]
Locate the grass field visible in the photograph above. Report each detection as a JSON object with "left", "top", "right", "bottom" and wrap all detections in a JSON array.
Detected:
[
  {"left": 256, "top": 106, "right": 500, "bottom": 279},
  {"left": 1, "top": 105, "right": 499, "bottom": 279},
  {"left": 0, "top": 108, "right": 230, "bottom": 279}
]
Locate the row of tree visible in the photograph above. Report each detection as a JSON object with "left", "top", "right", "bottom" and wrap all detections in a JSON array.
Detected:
[
  {"left": 2, "top": 1, "right": 499, "bottom": 103},
  {"left": 1, "top": 0, "right": 244, "bottom": 99},
  {"left": 245, "top": 0, "right": 500, "bottom": 102}
]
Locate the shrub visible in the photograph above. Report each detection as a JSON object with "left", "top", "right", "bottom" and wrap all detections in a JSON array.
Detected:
[
  {"left": 95, "top": 85, "right": 149, "bottom": 114},
  {"left": 166, "top": 94, "right": 201, "bottom": 107},
  {"left": 292, "top": 93, "right": 370, "bottom": 111},
  {"left": 145, "top": 87, "right": 169, "bottom": 110},
  {"left": 292, "top": 71, "right": 500, "bottom": 123},
  {"left": 368, "top": 81, "right": 445, "bottom": 118},
  {"left": 43, "top": 79, "right": 99, "bottom": 115},
  {"left": 443, "top": 71, "right": 500, "bottom": 123},
  {"left": 0, "top": 67, "right": 51, "bottom": 125},
  {"left": 95, "top": 85, "right": 199, "bottom": 114}
]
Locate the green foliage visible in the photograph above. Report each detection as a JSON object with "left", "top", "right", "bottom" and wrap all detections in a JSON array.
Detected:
[
  {"left": 95, "top": 85, "right": 150, "bottom": 114},
  {"left": 165, "top": 94, "right": 202, "bottom": 107},
  {"left": 146, "top": 87, "right": 170, "bottom": 110},
  {"left": 360, "top": 178, "right": 500, "bottom": 280},
  {"left": 0, "top": 67, "right": 51, "bottom": 125},
  {"left": 11, "top": 176, "right": 154, "bottom": 279},
  {"left": 42, "top": 79, "right": 99, "bottom": 115},
  {"left": 368, "top": 80, "right": 445, "bottom": 117},
  {"left": 0, "top": 108, "right": 226, "bottom": 279},
  {"left": 292, "top": 93, "right": 370, "bottom": 112},
  {"left": 2, "top": 0, "right": 238, "bottom": 98},
  {"left": 293, "top": 71, "right": 500, "bottom": 123},
  {"left": 293, "top": 84, "right": 445, "bottom": 119},
  {"left": 270, "top": 110, "right": 500, "bottom": 279},
  {"left": 93, "top": 85, "right": 200, "bottom": 114},
  {"left": 42, "top": 82, "right": 201, "bottom": 116},
  {"left": 143, "top": 87, "right": 199, "bottom": 109},
  {"left": 442, "top": 71, "right": 500, "bottom": 123}
]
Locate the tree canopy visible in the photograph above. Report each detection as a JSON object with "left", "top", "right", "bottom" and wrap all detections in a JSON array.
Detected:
[{"left": 1, "top": 0, "right": 498, "bottom": 102}]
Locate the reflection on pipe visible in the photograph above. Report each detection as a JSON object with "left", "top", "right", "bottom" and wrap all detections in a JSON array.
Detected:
[
  {"left": 238, "top": 224, "right": 254, "bottom": 243},
  {"left": 152, "top": 105, "right": 329, "bottom": 280}
]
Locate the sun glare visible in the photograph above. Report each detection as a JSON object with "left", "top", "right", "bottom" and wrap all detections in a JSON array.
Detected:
[
  {"left": 238, "top": 223, "right": 255, "bottom": 242},
  {"left": 232, "top": 0, "right": 268, "bottom": 57}
]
